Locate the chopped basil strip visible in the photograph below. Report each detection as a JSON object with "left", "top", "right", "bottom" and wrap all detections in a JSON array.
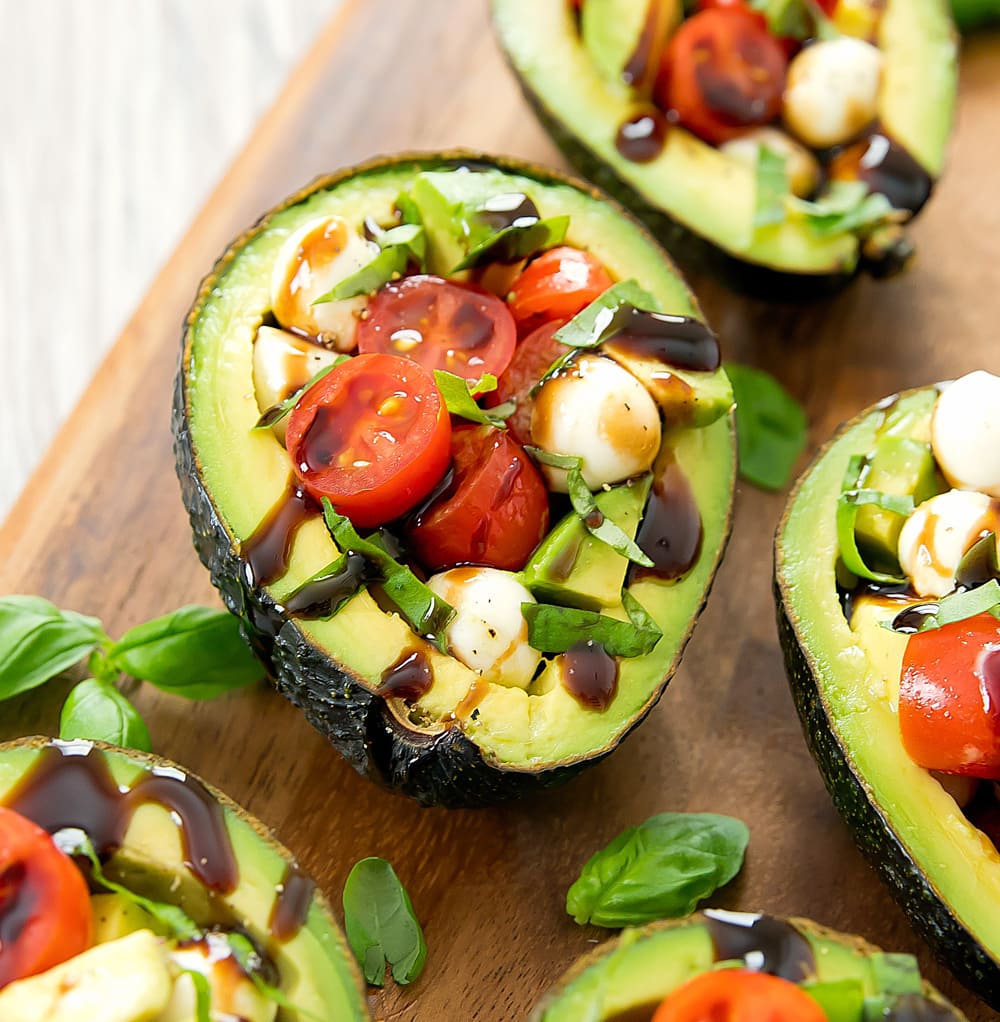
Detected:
[
  {"left": 252, "top": 361, "right": 344, "bottom": 431},
  {"left": 343, "top": 857, "right": 427, "bottom": 987},
  {"left": 522, "top": 594, "right": 662, "bottom": 658},
  {"left": 753, "top": 147, "right": 789, "bottom": 229},
  {"left": 315, "top": 222, "right": 427, "bottom": 303},
  {"left": 526, "top": 446, "right": 581, "bottom": 472},
  {"left": 184, "top": 970, "right": 213, "bottom": 1022},
  {"left": 836, "top": 455, "right": 914, "bottom": 584},
  {"left": 928, "top": 579, "right": 1000, "bottom": 630},
  {"left": 552, "top": 279, "right": 658, "bottom": 351},
  {"left": 789, "top": 181, "right": 897, "bottom": 239},
  {"left": 433, "top": 370, "right": 514, "bottom": 427},
  {"left": 320, "top": 500, "right": 454, "bottom": 651},
  {"left": 956, "top": 531, "right": 1000, "bottom": 589},
  {"left": 226, "top": 933, "right": 323, "bottom": 1021},
  {"left": 749, "top": 0, "right": 821, "bottom": 38},
  {"left": 395, "top": 190, "right": 423, "bottom": 227},
  {"left": 566, "top": 812, "right": 749, "bottom": 927},
  {"left": 726, "top": 363, "right": 807, "bottom": 491},
  {"left": 452, "top": 213, "right": 570, "bottom": 271}
]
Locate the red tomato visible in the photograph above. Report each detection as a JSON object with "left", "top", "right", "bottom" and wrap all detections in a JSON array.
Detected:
[
  {"left": 0, "top": 807, "right": 93, "bottom": 989},
  {"left": 899, "top": 613, "right": 1000, "bottom": 779},
  {"left": 654, "top": 8, "right": 788, "bottom": 145},
  {"left": 652, "top": 969, "right": 826, "bottom": 1022},
  {"left": 486, "top": 319, "right": 570, "bottom": 448},
  {"left": 407, "top": 424, "right": 550, "bottom": 572},
  {"left": 507, "top": 247, "right": 613, "bottom": 333},
  {"left": 286, "top": 353, "right": 451, "bottom": 528},
  {"left": 357, "top": 275, "right": 517, "bottom": 384},
  {"left": 816, "top": 0, "right": 837, "bottom": 12}
]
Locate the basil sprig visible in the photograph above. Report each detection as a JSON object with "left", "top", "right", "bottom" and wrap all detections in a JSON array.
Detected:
[
  {"left": 316, "top": 501, "right": 454, "bottom": 652},
  {"left": 343, "top": 857, "right": 427, "bottom": 987},
  {"left": 433, "top": 370, "right": 514, "bottom": 427},
  {"left": 726, "top": 364, "right": 807, "bottom": 491},
  {"left": 253, "top": 360, "right": 346, "bottom": 431},
  {"left": 0, "top": 596, "right": 263, "bottom": 750},
  {"left": 528, "top": 448, "right": 653, "bottom": 567},
  {"left": 523, "top": 591, "right": 662, "bottom": 658},
  {"left": 566, "top": 812, "right": 749, "bottom": 927},
  {"left": 314, "top": 221, "right": 427, "bottom": 304},
  {"left": 836, "top": 455, "right": 915, "bottom": 584}
]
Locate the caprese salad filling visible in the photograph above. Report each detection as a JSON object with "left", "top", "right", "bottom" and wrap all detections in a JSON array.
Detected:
[
  {"left": 239, "top": 167, "right": 729, "bottom": 716},
  {"left": 837, "top": 371, "right": 1000, "bottom": 839},
  {"left": 574, "top": 0, "right": 934, "bottom": 255},
  {"left": 0, "top": 742, "right": 304, "bottom": 1022}
]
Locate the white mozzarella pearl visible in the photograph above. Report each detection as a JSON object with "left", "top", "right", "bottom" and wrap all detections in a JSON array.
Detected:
[
  {"left": 269, "top": 215, "right": 379, "bottom": 350},
  {"left": 530, "top": 354, "right": 661, "bottom": 492},
  {"left": 164, "top": 934, "right": 276, "bottom": 1022},
  {"left": 720, "top": 127, "right": 821, "bottom": 198},
  {"left": 428, "top": 568, "right": 541, "bottom": 690},
  {"left": 897, "top": 489, "right": 997, "bottom": 598},
  {"left": 931, "top": 371, "right": 1000, "bottom": 499},
  {"left": 783, "top": 38, "right": 883, "bottom": 149}
]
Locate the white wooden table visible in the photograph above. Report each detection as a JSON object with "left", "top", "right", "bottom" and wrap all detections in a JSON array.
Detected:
[{"left": 0, "top": 0, "right": 336, "bottom": 520}]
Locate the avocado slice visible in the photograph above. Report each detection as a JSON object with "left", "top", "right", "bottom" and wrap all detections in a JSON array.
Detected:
[
  {"left": 530, "top": 912, "right": 966, "bottom": 1020},
  {"left": 0, "top": 737, "right": 368, "bottom": 1022},
  {"left": 173, "top": 153, "right": 735, "bottom": 807},
  {"left": 775, "top": 387, "right": 1000, "bottom": 1007},
  {"left": 493, "top": 0, "right": 958, "bottom": 297}
]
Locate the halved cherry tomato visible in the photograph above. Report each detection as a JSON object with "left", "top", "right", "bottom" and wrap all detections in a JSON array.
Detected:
[
  {"left": 486, "top": 319, "right": 570, "bottom": 448},
  {"left": 507, "top": 247, "right": 613, "bottom": 333},
  {"left": 357, "top": 275, "right": 517, "bottom": 384},
  {"left": 654, "top": 8, "right": 788, "bottom": 146},
  {"left": 0, "top": 806, "right": 93, "bottom": 989},
  {"left": 407, "top": 424, "right": 550, "bottom": 572},
  {"left": 899, "top": 612, "right": 1000, "bottom": 779},
  {"left": 652, "top": 969, "right": 826, "bottom": 1022},
  {"left": 286, "top": 353, "right": 451, "bottom": 528}
]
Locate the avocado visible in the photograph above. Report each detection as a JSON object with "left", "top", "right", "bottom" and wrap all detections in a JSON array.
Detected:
[
  {"left": 774, "top": 387, "right": 1000, "bottom": 1007},
  {"left": 530, "top": 912, "right": 967, "bottom": 1020},
  {"left": 173, "top": 152, "right": 735, "bottom": 807},
  {"left": 582, "top": 0, "right": 679, "bottom": 94},
  {"left": 493, "top": 0, "right": 958, "bottom": 298},
  {"left": 524, "top": 474, "right": 652, "bottom": 610},
  {"left": 0, "top": 737, "right": 368, "bottom": 1022}
]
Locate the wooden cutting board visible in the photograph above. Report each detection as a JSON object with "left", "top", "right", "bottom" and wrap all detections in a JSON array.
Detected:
[{"left": 2, "top": 1, "right": 998, "bottom": 1018}]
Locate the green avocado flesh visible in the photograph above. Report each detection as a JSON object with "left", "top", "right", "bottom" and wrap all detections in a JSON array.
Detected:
[
  {"left": 0, "top": 738, "right": 367, "bottom": 1022},
  {"left": 775, "top": 389, "right": 1000, "bottom": 1002},
  {"left": 493, "top": 0, "right": 957, "bottom": 281},
  {"left": 181, "top": 156, "right": 735, "bottom": 784},
  {"left": 532, "top": 913, "right": 964, "bottom": 1020}
]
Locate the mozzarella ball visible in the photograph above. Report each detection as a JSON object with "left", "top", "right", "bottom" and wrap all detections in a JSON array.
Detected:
[
  {"left": 269, "top": 215, "right": 378, "bottom": 350},
  {"left": 931, "top": 371, "right": 1000, "bottom": 499},
  {"left": 428, "top": 568, "right": 541, "bottom": 690},
  {"left": 531, "top": 354, "right": 661, "bottom": 492},
  {"left": 897, "top": 489, "right": 996, "bottom": 598},
  {"left": 720, "top": 127, "right": 821, "bottom": 198},
  {"left": 164, "top": 934, "right": 276, "bottom": 1022},
  {"left": 783, "top": 38, "right": 883, "bottom": 149}
]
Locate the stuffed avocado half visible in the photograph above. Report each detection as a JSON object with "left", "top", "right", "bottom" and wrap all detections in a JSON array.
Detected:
[
  {"left": 493, "top": 0, "right": 957, "bottom": 298},
  {"left": 531, "top": 911, "right": 966, "bottom": 1020},
  {"left": 0, "top": 737, "right": 367, "bottom": 1021},
  {"left": 775, "top": 373, "right": 1000, "bottom": 1005},
  {"left": 173, "top": 153, "right": 735, "bottom": 807}
]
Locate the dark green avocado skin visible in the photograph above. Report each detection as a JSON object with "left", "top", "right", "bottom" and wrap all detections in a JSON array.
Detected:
[{"left": 774, "top": 555, "right": 1000, "bottom": 1007}]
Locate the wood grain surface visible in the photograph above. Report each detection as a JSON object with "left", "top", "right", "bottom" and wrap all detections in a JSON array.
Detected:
[{"left": 2, "top": 1, "right": 999, "bottom": 1019}]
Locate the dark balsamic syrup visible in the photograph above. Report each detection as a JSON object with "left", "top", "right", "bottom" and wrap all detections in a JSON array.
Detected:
[
  {"left": 705, "top": 910, "right": 816, "bottom": 981},
  {"left": 378, "top": 648, "right": 434, "bottom": 702},
  {"left": 615, "top": 109, "right": 669, "bottom": 163},
  {"left": 891, "top": 603, "right": 939, "bottom": 634},
  {"left": 622, "top": 0, "right": 664, "bottom": 88},
  {"left": 477, "top": 192, "right": 540, "bottom": 231},
  {"left": 630, "top": 458, "right": 703, "bottom": 583},
  {"left": 604, "top": 309, "right": 721, "bottom": 373},
  {"left": 561, "top": 640, "right": 619, "bottom": 711},
  {"left": 284, "top": 552, "right": 375, "bottom": 619},
  {"left": 269, "top": 862, "right": 316, "bottom": 943},
  {"left": 854, "top": 132, "right": 934, "bottom": 215},
  {"left": 242, "top": 485, "right": 316, "bottom": 587}
]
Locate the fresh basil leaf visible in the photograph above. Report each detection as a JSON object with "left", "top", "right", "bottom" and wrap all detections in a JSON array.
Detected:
[
  {"left": 522, "top": 601, "right": 661, "bottom": 658},
  {"left": 836, "top": 456, "right": 914, "bottom": 584},
  {"left": 726, "top": 364, "right": 808, "bottom": 491},
  {"left": 789, "top": 181, "right": 897, "bottom": 239},
  {"left": 224, "top": 933, "right": 324, "bottom": 1021},
  {"left": 343, "top": 857, "right": 426, "bottom": 987},
  {"left": 526, "top": 446, "right": 583, "bottom": 472},
  {"left": 183, "top": 969, "right": 213, "bottom": 1022},
  {"left": 321, "top": 501, "right": 454, "bottom": 651},
  {"left": 59, "top": 678, "right": 152, "bottom": 751},
  {"left": 552, "top": 279, "right": 659, "bottom": 351},
  {"left": 566, "top": 466, "right": 654, "bottom": 568},
  {"left": 60, "top": 833, "right": 202, "bottom": 941},
  {"left": 252, "top": 361, "right": 344, "bottom": 431},
  {"left": 395, "top": 190, "right": 423, "bottom": 227},
  {"left": 566, "top": 813, "right": 749, "bottom": 927},
  {"left": 0, "top": 595, "right": 108, "bottom": 703},
  {"left": 453, "top": 214, "right": 570, "bottom": 272},
  {"left": 108, "top": 606, "right": 262, "bottom": 699},
  {"left": 433, "top": 370, "right": 513, "bottom": 427},
  {"left": 754, "top": 147, "right": 789, "bottom": 229},
  {"left": 749, "top": 0, "right": 816, "bottom": 37},
  {"left": 929, "top": 579, "right": 1000, "bottom": 629},
  {"left": 316, "top": 223, "right": 427, "bottom": 303},
  {"left": 955, "top": 532, "right": 1000, "bottom": 590}
]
